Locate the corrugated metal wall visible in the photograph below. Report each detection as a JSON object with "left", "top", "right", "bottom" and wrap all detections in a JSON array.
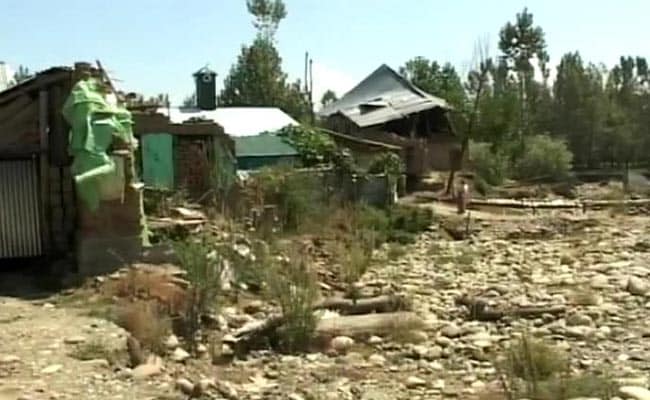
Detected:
[{"left": 0, "top": 159, "right": 43, "bottom": 258}]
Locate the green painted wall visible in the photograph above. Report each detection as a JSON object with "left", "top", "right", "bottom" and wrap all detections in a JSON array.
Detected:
[{"left": 142, "top": 133, "right": 174, "bottom": 190}]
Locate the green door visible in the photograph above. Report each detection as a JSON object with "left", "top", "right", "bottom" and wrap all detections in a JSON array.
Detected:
[{"left": 142, "top": 133, "right": 174, "bottom": 190}]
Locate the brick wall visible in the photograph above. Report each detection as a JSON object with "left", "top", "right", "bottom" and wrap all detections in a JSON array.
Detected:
[{"left": 175, "top": 135, "right": 213, "bottom": 197}]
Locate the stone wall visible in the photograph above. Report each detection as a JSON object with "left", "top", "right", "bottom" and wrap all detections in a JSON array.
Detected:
[{"left": 76, "top": 153, "right": 145, "bottom": 276}]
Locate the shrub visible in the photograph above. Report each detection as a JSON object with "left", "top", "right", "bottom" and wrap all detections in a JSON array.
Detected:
[
  {"left": 174, "top": 236, "right": 223, "bottom": 350},
  {"left": 339, "top": 238, "right": 373, "bottom": 300},
  {"left": 515, "top": 135, "right": 573, "bottom": 181},
  {"left": 115, "top": 301, "right": 171, "bottom": 355},
  {"left": 265, "top": 249, "right": 319, "bottom": 353},
  {"left": 470, "top": 141, "right": 509, "bottom": 186},
  {"left": 389, "top": 205, "right": 434, "bottom": 234}
]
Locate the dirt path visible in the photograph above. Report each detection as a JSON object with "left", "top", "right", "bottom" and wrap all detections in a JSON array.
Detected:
[{"left": 0, "top": 297, "right": 164, "bottom": 400}]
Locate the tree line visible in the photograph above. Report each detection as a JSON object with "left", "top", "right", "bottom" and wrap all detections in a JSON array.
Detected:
[{"left": 400, "top": 8, "right": 650, "bottom": 173}]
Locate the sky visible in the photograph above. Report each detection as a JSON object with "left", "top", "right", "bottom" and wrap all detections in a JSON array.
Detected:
[{"left": 1, "top": 0, "right": 648, "bottom": 106}]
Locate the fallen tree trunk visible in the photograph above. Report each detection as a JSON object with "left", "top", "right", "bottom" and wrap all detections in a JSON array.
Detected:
[
  {"left": 228, "top": 311, "right": 424, "bottom": 352},
  {"left": 455, "top": 295, "right": 566, "bottom": 322},
  {"left": 469, "top": 198, "right": 581, "bottom": 209},
  {"left": 313, "top": 294, "right": 409, "bottom": 315},
  {"left": 467, "top": 198, "right": 650, "bottom": 211},
  {"left": 315, "top": 312, "right": 424, "bottom": 339}
]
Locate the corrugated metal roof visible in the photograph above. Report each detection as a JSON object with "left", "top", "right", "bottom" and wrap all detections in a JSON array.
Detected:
[
  {"left": 234, "top": 134, "right": 299, "bottom": 157},
  {"left": 157, "top": 106, "right": 299, "bottom": 137},
  {"left": 318, "top": 64, "right": 449, "bottom": 128}
]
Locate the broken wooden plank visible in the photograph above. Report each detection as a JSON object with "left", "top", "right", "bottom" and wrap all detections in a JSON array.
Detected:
[{"left": 313, "top": 294, "right": 409, "bottom": 315}]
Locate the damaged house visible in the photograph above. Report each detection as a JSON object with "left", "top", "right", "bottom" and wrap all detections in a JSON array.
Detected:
[
  {"left": 0, "top": 62, "right": 146, "bottom": 275},
  {"left": 319, "top": 64, "right": 464, "bottom": 179}
]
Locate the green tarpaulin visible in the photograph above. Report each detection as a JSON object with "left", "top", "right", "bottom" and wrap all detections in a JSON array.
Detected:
[{"left": 62, "top": 78, "right": 137, "bottom": 211}]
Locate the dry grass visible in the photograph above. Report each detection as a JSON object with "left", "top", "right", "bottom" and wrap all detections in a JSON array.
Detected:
[
  {"left": 114, "top": 301, "right": 171, "bottom": 355},
  {"left": 265, "top": 248, "right": 319, "bottom": 353},
  {"left": 102, "top": 269, "right": 188, "bottom": 316}
]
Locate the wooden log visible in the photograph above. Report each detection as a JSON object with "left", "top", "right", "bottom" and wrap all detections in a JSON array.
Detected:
[
  {"left": 455, "top": 295, "right": 565, "bottom": 322},
  {"left": 315, "top": 312, "right": 423, "bottom": 339},
  {"left": 313, "top": 294, "right": 409, "bottom": 315}
]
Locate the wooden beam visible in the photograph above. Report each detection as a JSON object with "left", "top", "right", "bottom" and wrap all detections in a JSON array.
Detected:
[{"left": 39, "top": 89, "right": 51, "bottom": 254}]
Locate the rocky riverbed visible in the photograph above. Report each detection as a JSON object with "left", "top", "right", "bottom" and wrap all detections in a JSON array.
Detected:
[{"left": 2, "top": 209, "right": 650, "bottom": 400}]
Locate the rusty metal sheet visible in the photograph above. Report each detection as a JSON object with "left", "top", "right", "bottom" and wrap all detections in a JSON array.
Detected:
[{"left": 0, "top": 158, "right": 43, "bottom": 258}]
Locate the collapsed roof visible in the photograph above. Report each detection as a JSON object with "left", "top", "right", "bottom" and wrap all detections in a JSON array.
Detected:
[{"left": 318, "top": 64, "right": 450, "bottom": 128}]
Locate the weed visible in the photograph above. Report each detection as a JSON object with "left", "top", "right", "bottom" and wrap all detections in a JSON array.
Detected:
[
  {"left": 339, "top": 239, "right": 373, "bottom": 300},
  {"left": 499, "top": 334, "right": 570, "bottom": 399},
  {"left": 265, "top": 248, "right": 319, "bottom": 353},
  {"left": 386, "top": 244, "right": 407, "bottom": 261},
  {"left": 115, "top": 301, "right": 171, "bottom": 355},
  {"left": 174, "top": 235, "right": 223, "bottom": 351}
]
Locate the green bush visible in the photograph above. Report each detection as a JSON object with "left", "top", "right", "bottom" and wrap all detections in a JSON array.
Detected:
[
  {"left": 515, "top": 135, "right": 573, "bottom": 181},
  {"left": 265, "top": 249, "right": 319, "bottom": 353},
  {"left": 470, "top": 141, "right": 509, "bottom": 186}
]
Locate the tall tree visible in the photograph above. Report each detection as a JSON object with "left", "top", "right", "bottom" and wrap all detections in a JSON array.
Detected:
[
  {"left": 219, "top": 0, "right": 310, "bottom": 121},
  {"left": 399, "top": 58, "right": 466, "bottom": 109},
  {"left": 247, "top": 0, "right": 287, "bottom": 39},
  {"left": 320, "top": 90, "right": 338, "bottom": 107},
  {"left": 498, "top": 8, "right": 548, "bottom": 141},
  {"left": 14, "top": 65, "right": 32, "bottom": 83}
]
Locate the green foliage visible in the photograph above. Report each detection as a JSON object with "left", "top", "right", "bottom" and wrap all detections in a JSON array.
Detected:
[
  {"left": 219, "top": 37, "right": 310, "bottom": 121},
  {"left": 265, "top": 249, "right": 318, "bottom": 353},
  {"left": 246, "top": 0, "right": 287, "bottom": 38},
  {"left": 400, "top": 57, "right": 467, "bottom": 109},
  {"left": 276, "top": 125, "right": 338, "bottom": 167},
  {"left": 173, "top": 235, "right": 223, "bottom": 350},
  {"left": 470, "top": 142, "right": 509, "bottom": 186},
  {"left": 514, "top": 135, "right": 573, "bottom": 180},
  {"left": 248, "top": 166, "right": 325, "bottom": 233},
  {"left": 367, "top": 152, "right": 405, "bottom": 178},
  {"left": 320, "top": 89, "right": 338, "bottom": 107}
]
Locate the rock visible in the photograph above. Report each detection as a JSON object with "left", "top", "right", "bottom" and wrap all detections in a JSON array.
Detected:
[
  {"left": 566, "top": 313, "right": 594, "bottom": 327},
  {"left": 165, "top": 335, "right": 180, "bottom": 349},
  {"left": 132, "top": 356, "right": 163, "bottom": 380},
  {"left": 367, "top": 336, "right": 383, "bottom": 345},
  {"left": 590, "top": 274, "right": 610, "bottom": 289},
  {"left": 63, "top": 336, "right": 86, "bottom": 345},
  {"left": 440, "top": 324, "right": 462, "bottom": 338},
  {"left": 197, "top": 344, "right": 208, "bottom": 354},
  {"left": 217, "top": 381, "right": 239, "bottom": 400},
  {"left": 435, "top": 336, "right": 453, "bottom": 347},
  {"left": 221, "top": 343, "right": 235, "bottom": 357},
  {"left": 172, "top": 347, "right": 190, "bottom": 362},
  {"left": 288, "top": 394, "right": 305, "bottom": 400},
  {"left": 0, "top": 355, "right": 20, "bottom": 364},
  {"left": 176, "top": 378, "right": 194, "bottom": 395},
  {"left": 405, "top": 376, "right": 427, "bottom": 389},
  {"left": 410, "top": 330, "right": 428, "bottom": 343},
  {"left": 564, "top": 326, "right": 595, "bottom": 339},
  {"left": 80, "top": 359, "right": 110, "bottom": 368},
  {"left": 330, "top": 336, "right": 355, "bottom": 354},
  {"left": 619, "top": 386, "right": 650, "bottom": 400},
  {"left": 626, "top": 277, "right": 649, "bottom": 296},
  {"left": 368, "top": 354, "right": 386, "bottom": 366},
  {"left": 244, "top": 300, "right": 265, "bottom": 314},
  {"left": 41, "top": 364, "right": 63, "bottom": 374}
]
